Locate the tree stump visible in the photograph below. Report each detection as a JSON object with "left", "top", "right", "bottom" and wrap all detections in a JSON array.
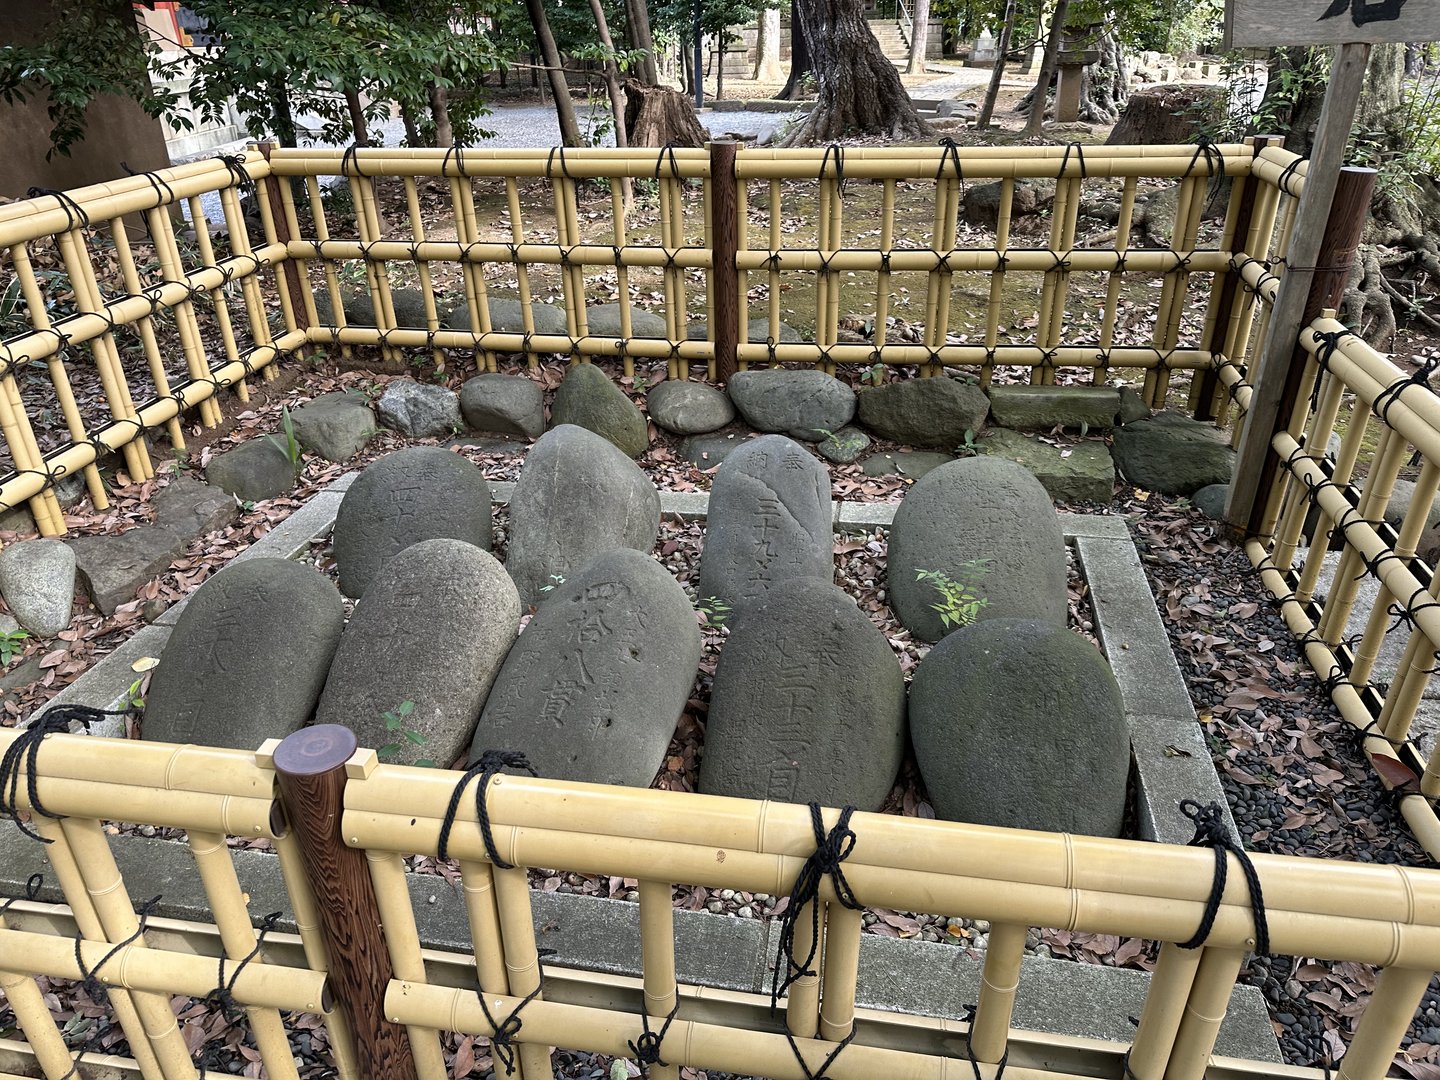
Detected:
[
  {"left": 623, "top": 80, "right": 708, "bottom": 147},
  {"left": 1105, "top": 84, "right": 1225, "bottom": 146}
]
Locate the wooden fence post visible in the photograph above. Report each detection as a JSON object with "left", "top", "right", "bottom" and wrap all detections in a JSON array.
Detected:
[
  {"left": 258, "top": 143, "right": 312, "bottom": 336},
  {"left": 1229, "top": 164, "right": 1377, "bottom": 539},
  {"left": 1193, "top": 134, "right": 1282, "bottom": 422},
  {"left": 274, "top": 724, "right": 417, "bottom": 1080},
  {"left": 710, "top": 140, "right": 740, "bottom": 383}
]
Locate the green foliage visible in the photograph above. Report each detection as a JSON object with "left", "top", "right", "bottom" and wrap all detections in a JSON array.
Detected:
[
  {"left": 956, "top": 429, "right": 978, "bottom": 456},
  {"left": 266, "top": 406, "right": 303, "bottom": 473},
  {"left": 377, "top": 700, "right": 435, "bottom": 767},
  {"left": 125, "top": 677, "right": 147, "bottom": 712},
  {"left": 916, "top": 560, "right": 991, "bottom": 631},
  {"left": 860, "top": 362, "right": 887, "bottom": 386},
  {"left": 0, "top": 628, "right": 29, "bottom": 667},
  {"left": 695, "top": 596, "right": 732, "bottom": 627}
]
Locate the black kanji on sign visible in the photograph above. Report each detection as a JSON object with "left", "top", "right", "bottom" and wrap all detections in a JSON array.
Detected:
[{"left": 1317, "top": 0, "right": 1409, "bottom": 25}]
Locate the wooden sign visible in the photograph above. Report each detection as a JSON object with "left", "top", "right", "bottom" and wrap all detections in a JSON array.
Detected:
[{"left": 1225, "top": 0, "right": 1440, "bottom": 47}]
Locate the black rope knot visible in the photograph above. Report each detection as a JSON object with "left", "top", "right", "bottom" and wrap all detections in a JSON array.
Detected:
[
  {"left": 1277, "top": 154, "right": 1307, "bottom": 197},
  {"left": 26, "top": 187, "right": 90, "bottom": 231},
  {"left": 1059, "top": 142, "right": 1088, "bottom": 180},
  {"left": 0, "top": 871, "right": 44, "bottom": 917},
  {"left": 770, "top": 803, "right": 861, "bottom": 1011},
  {"left": 436, "top": 749, "right": 538, "bottom": 867},
  {"left": 820, "top": 143, "right": 847, "bottom": 195},
  {"left": 2, "top": 704, "right": 129, "bottom": 842},
  {"left": 1374, "top": 353, "right": 1440, "bottom": 427},
  {"left": 627, "top": 995, "right": 680, "bottom": 1077},
  {"left": 1185, "top": 134, "right": 1224, "bottom": 180},
  {"left": 476, "top": 948, "right": 554, "bottom": 1075},
  {"left": 1177, "top": 799, "right": 1269, "bottom": 956},
  {"left": 76, "top": 894, "right": 162, "bottom": 1007},
  {"left": 340, "top": 143, "right": 368, "bottom": 179}
]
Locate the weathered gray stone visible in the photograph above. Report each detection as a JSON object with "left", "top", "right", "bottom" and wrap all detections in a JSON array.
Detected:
[
  {"left": 446, "top": 437, "right": 528, "bottom": 455},
  {"left": 697, "top": 435, "right": 833, "bottom": 612},
  {"left": 289, "top": 392, "right": 377, "bottom": 462},
  {"left": 1116, "top": 385, "right": 1150, "bottom": 426},
  {"left": 0, "top": 540, "right": 75, "bottom": 636},
  {"left": 962, "top": 178, "right": 1054, "bottom": 226},
  {"left": 319, "top": 539, "right": 519, "bottom": 768},
  {"left": 443, "top": 296, "right": 568, "bottom": 337},
  {"left": 0, "top": 475, "right": 85, "bottom": 535},
  {"left": 680, "top": 430, "right": 754, "bottom": 469},
  {"left": 700, "top": 579, "right": 905, "bottom": 809},
  {"left": 727, "top": 370, "right": 856, "bottom": 441},
  {"left": 1110, "top": 411, "right": 1235, "bottom": 496},
  {"left": 375, "top": 380, "right": 462, "bottom": 438},
  {"left": 506, "top": 425, "right": 660, "bottom": 608},
  {"left": 888, "top": 457, "right": 1066, "bottom": 642},
  {"left": 332, "top": 447, "right": 492, "bottom": 599},
  {"left": 1376, "top": 476, "right": 1440, "bottom": 531},
  {"left": 647, "top": 380, "right": 736, "bottom": 435},
  {"left": 817, "top": 426, "right": 871, "bottom": 464},
  {"left": 205, "top": 438, "right": 297, "bottom": 503},
  {"left": 1192, "top": 483, "right": 1230, "bottom": 520},
  {"left": 144, "top": 559, "right": 344, "bottom": 749},
  {"left": 314, "top": 286, "right": 429, "bottom": 327},
  {"left": 975, "top": 429, "right": 1115, "bottom": 504},
  {"left": 687, "top": 317, "right": 804, "bottom": 343},
  {"left": 549, "top": 363, "right": 650, "bottom": 458},
  {"left": 910, "top": 618, "right": 1128, "bottom": 836},
  {"left": 459, "top": 374, "right": 545, "bottom": 439},
  {"left": 860, "top": 450, "right": 954, "bottom": 479},
  {"left": 68, "top": 478, "right": 238, "bottom": 615},
  {"left": 472, "top": 548, "right": 700, "bottom": 786},
  {"left": 856, "top": 378, "right": 989, "bottom": 448},
  {"left": 987, "top": 386, "right": 1120, "bottom": 431},
  {"left": 582, "top": 302, "right": 669, "bottom": 338}
]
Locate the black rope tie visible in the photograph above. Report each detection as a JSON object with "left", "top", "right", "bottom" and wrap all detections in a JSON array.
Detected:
[
  {"left": 442, "top": 143, "right": 470, "bottom": 179},
  {"left": 546, "top": 146, "right": 574, "bottom": 183},
  {"left": 75, "top": 895, "right": 162, "bottom": 1007},
  {"left": 1, "top": 704, "right": 130, "bottom": 842},
  {"left": 194, "top": 911, "right": 284, "bottom": 1076},
  {"left": 1059, "top": 142, "right": 1089, "bottom": 181},
  {"left": 937, "top": 136, "right": 965, "bottom": 198},
  {"left": 654, "top": 142, "right": 681, "bottom": 183},
  {"left": 1373, "top": 353, "right": 1440, "bottom": 428},
  {"left": 340, "top": 143, "right": 368, "bottom": 179},
  {"left": 820, "top": 143, "right": 847, "bottom": 196},
  {"left": 627, "top": 994, "right": 680, "bottom": 1078},
  {"left": 26, "top": 187, "right": 90, "bottom": 232},
  {"left": 0, "top": 871, "right": 44, "bottom": 917},
  {"left": 1307, "top": 328, "right": 1347, "bottom": 412},
  {"left": 216, "top": 153, "right": 255, "bottom": 195},
  {"left": 956, "top": 1004, "right": 1008, "bottom": 1079},
  {"left": 784, "top": 1027, "right": 857, "bottom": 1080},
  {"left": 436, "top": 750, "right": 537, "bottom": 868},
  {"left": 476, "top": 948, "right": 554, "bottom": 1075},
  {"left": 1176, "top": 800, "right": 1269, "bottom": 956},
  {"left": 771, "top": 803, "right": 862, "bottom": 1009},
  {"left": 121, "top": 162, "right": 175, "bottom": 211},
  {"left": 1276, "top": 154, "right": 1307, "bottom": 198},
  {"left": 1184, "top": 134, "right": 1224, "bottom": 182}
]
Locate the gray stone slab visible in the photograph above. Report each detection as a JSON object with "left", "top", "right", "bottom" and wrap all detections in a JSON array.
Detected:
[
  {"left": 837, "top": 502, "right": 897, "bottom": 532},
  {"left": 1130, "top": 713, "right": 1235, "bottom": 846},
  {"left": 1059, "top": 514, "right": 1131, "bottom": 541},
  {"left": 230, "top": 492, "right": 342, "bottom": 566},
  {"left": 35, "top": 624, "right": 173, "bottom": 738},
  {"left": 1077, "top": 535, "right": 1196, "bottom": 723},
  {"left": 657, "top": 490, "right": 711, "bottom": 522},
  {"left": 491, "top": 481, "right": 515, "bottom": 505}
]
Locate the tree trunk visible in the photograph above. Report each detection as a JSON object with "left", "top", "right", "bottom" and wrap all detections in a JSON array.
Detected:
[
  {"left": 780, "top": 0, "right": 933, "bottom": 144},
  {"left": 1021, "top": 0, "right": 1068, "bottom": 136},
  {"left": 906, "top": 0, "right": 931, "bottom": 75},
  {"left": 524, "top": 0, "right": 584, "bottom": 147},
  {"left": 718, "top": 42, "right": 726, "bottom": 100},
  {"left": 755, "top": 6, "right": 783, "bottom": 82},
  {"left": 623, "top": 79, "right": 710, "bottom": 146},
  {"left": 624, "top": 0, "right": 660, "bottom": 85},
  {"left": 977, "top": 0, "right": 1016, "bottom": 128},
  {"left": 778, "top": 0, "right": 813, "bottom": 99},
  {"left": 588, "top": 0, "right": 632, "bottom": 151},
  {"left": 428, "top": 71, "right": 453, "bottom": 147},
  {"left": 270, "top": 79, "right": 298, "bottom": 146},
  {"left": 1259, "top": 47, "right": 1326, "bottom": 158},
  {"left": 1077, "top": 27, "right": 1128, "bottom": 124},
  {"left": 399, "top": 101, "right": 423, "bottom": 146},
  {"left": 343, "top": 87, "right": 370, "bottom": 145}
]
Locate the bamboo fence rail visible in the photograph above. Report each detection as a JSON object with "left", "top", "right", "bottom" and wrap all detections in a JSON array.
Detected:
[{"left": 0, "top": 724, "right": 1437, "bottom": 1080}]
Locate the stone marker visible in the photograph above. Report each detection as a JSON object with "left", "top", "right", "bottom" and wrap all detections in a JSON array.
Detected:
[
  {"left": 460, "top": 374, "right": 545, "bottom": 439},
  {"left": 680, "top": 430, "right": 754, "bottom": 469},
  {"left": 472, "top": 548, "right": 700, "bottom": 787},
  {"left": 700, "top": 579, "right": 905, "bottom": 809},
  {"left": 1116, "top": 386, "right": 1150, "bottom": 426},
  {"left": 506, "top": 425, "right": 660, "bottom": 608},
  {"left": 909, "top": 618, "right": 1128, "bottom": 837},
  {"left": 318, "top": 539, "right": 519, "bottom": 768},
  {"left": 205, "top": 438, "right": 296, "bottom": 503},
  {"left": 144, "top": 559, "right": 344, "bottom": 749},
  {"left": 1192, "top": 484, "right": 1229, "bottom": 520},
  {"left": 314, "top": 286, "right": 429, "bottom": 327},
  {"left": 726, "top": 370, "right": 855, "bottom": 441},
  {"left": 860, "top": 450, "right": 954, "bottom": 480},
  {"left": 647, "top": 380, "right": 736, "bottom": 435},
  {"left": 1110, "top": 411, "right": 1235, "bottom": 496},
  {"left": 375, "top": 380, "right": 462, "bottom": 438},
  {"left": 975, "top": 429, "right": 1115, "bottom": 504},
  {"left": 856, "top": 378, "right": 989, "bottom": 448},
  {"left": 582, "top": 302, "right": 669, "bottom": 338},
  {"left": 332, "top": 446, "right": 493, "bottom": 598},
  {"left": 549, "top": 363, "right": 649, "bottom": 458},
  {"left": 0, "top": 540, "right": 75, "bottom": 636},
  {"left": 987, "top": 385, "right": 1120, "bottom": 431},
  {"left": 443, "top": 296, "right": 568, "bottom": 337},
  {"left": 289, "top": 392, "right": 377, "bottom": 462},
  {"left": 698, "top": 434, "right": 833, "bottom": 612},
  {"left": 817, "top": 426, "right": 871, "bottom": 464},
  {"left": 888, "top": 457, "right": 1066, "bottom": 642}
]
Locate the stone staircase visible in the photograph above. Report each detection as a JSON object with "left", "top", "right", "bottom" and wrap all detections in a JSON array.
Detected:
[{"left": 867, "top": 18, "right": 910, "bottom": 61}]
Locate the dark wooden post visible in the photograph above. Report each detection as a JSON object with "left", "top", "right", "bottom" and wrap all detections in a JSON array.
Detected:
[
  {"left": 710, "top": 140, "right": 741, "bottom": 384},
  {"left": 1228, "top": 165, "right": 1377, "bottom": 539},
  {"left": 1193, "top": 134, "right": 1282, "bottom": 422},
  {"left": 258, "top": 142, "right": 312, "bottom": 335},
  {"left": 274, "top": 724, "right": 416, "bottom": 1080}
]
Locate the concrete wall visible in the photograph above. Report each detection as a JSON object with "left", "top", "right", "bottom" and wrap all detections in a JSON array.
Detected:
[{"left": 0, "top": 0, "right": 171, "bottom": 199}]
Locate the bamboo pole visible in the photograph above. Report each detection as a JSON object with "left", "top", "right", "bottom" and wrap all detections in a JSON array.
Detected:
[
  {"left": 876, "top": 178, "right": 897, "bottom": 360},
  {"left": 638, "top": 879, "right": 679, "bottom": 1080},
  {"left": 109, "top": 220, "right": 188, "bottom": 445},
  {"left": 818, "top": 903, "right": 862, "bottom": 1044},
  {"left": 1125, "top": 944, "right": 1202, "bottom": 1080},
  {"left": 1165, "top": 948, "right": 1247, "bottom": 1080},
  {"left": 256, "top": 144, "right": 307, "bottom": 368},
  {"left": 610, "top": 178, "right": 636, "bottom": 379},
  {"left": 143, "top": 204, "right": 221, "bottom": 432},
  {"left": 1336, "top": 966, "right": 1433, "bottom": 1080},
  {"left": 0, "top": 908, "right": 77, "bottom": 1080},
  {"left": 766, "top": 178, "right": 782, "bottom": 362},
  {"left": 305, "top": 175, "right": 350, "bottom": 360},
  {"left": 490, "top": 859, "right": 555, "bottom": 1079},
  {"left": 969, "top": 922, "right": 1027, "bottom": 1063},
  {"left": 503, "top": 178, "right": 536, "bottom": 370},
  {"left": 348, "top": 173, "right": 399, "bottom": 364},
  {"left": 459, "top": 859, "right": 511, "bottom": 995},
  {"left": 403, "top": 177, "right": 445, "bottom": 374},
  {"left": 186, "top": 196, "right": 250, "bottom": 405}
]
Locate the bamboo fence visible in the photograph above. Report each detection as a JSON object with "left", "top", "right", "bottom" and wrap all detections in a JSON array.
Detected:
[
  {"left": 0, "top": 138, "right": 1281, "bottom": 537},
  {"left": 0, "top": 722, "right": 1437, "bottom": 1080}
]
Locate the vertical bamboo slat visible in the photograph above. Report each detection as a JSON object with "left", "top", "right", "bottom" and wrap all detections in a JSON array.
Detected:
[
  {"left": 459, "top": 175, "right": 498, "bottom": 373},
  {"left": 490, "top": 862, "right": 555, "bottom": 1080},
  {"left": 1125, "top": 943, "right": 1202, "bottom": 1080},
  {"left": 185, "top": 197, "right": 249, "bottom": 405},
  {"left": 459, "top": 859, "right": 511, "bottom": 995},
  {"left": 143, "top": 205, "right": 220, "bottom": 433},
  {"left": 784, "top": 902, "right": 823, "bottom": 1040},
  {"left": 366, "top": 850, "right": 449, "bottom": 1079},
  {"left": 403, "top": 177, "right": 445, "bottom": 374},
  {"left": 504, "top": 178, "right": 537, "bottom": 369},
  {"left": 1164, "top": 947, "right": 1246, "bottom": 1080},
  {"left": 109, "top": 221, "right": 188, "bottom": 446},
  {"left": 638, "top": 880, "right": 680, "bottom": 1080},
  {"left": 0, "top": 910, "right": 79, "bottom": 1079},
  {"left": 875, "top": 179, "right": 896, "bottom": 359},
  {"left": 304, "top": 176, "right": 351, "bottom": 360},
  {"left": 817, "top": 903, "right": 862, "bottom": 1043},
  {"left": 968, "top": 921, "right": 1027, "bottom": 1062},
  {"left": 1337, "top": 967, "right": 1433, "bottom": 1080},
  {"left": 610, "top": 181, "right": 636, "bottom": 379},
  {"left": 981, "top": 178, "right": 1017, "bottom": 389}
]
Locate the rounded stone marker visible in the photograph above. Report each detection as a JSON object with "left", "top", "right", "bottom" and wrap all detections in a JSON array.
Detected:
[
  {"left": 727, "top": 369, "right": 855, "bottom": 441},
  {"left": 697, "top": 434, "right": 833, "bottom": 614},
  {"left": 332, "top": 446, "right": 492, "bottom": 599},
  {"left": 144, "top": 559, "right": 345, "bottom": 750},
  {"left": 0, "top": 539, "right": 75, "bottom": 636},
  {"left": 888, "top": 456, "right": 1066, "bottom": 642},
  {"left": 317, "top": 539, "right": 520, "bottom": 769},
  {"left": 909, "top": 618, "right": 1128, "bottom": 837},
  {"left": 506, "top": 425, "right": 660, "bottom": 609},
  {"left": 647, "top": 380, "right": 736, "bottom": 435},
  {"left": 700, "top": 579, "right": 905, "bottom": 810},
  {"left": 472, "top": 548, "right": 701, "bottom": 787},
  {"left": 549, "top": 363, "right": 649, "bottom": 458}
]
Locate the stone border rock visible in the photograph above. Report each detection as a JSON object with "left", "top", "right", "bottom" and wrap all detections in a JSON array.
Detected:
[{"left": 4, "top": 474, "right": 1270, "bottom": 1061}]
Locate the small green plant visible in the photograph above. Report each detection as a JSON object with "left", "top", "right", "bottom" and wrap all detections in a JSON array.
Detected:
[
  {"left": 955, "top": 429, "right": 979, "bottom": 457},
  {"left": 859, "top": 362, "right": 886, "bottom": 386},
  {"left": 539, "top": 573, "right": 566, "bottom": 594},
  {"left": 377, "top": 701, "right": 435, "bottom": 767},
  {"left": 266, "top": 406, "right": 302, "bottom": 473},
  {"left": 696, "top": 596, "right": 732, "bottom": 627},
  {"left": 0, "top": 627, "right": 29, "bottom": 666},
  {"left": 124, "top": 677, "right": 146, "bottom": 711},
  {"left": 916, "top": 559, "right": 992, "bottom": 631}
]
